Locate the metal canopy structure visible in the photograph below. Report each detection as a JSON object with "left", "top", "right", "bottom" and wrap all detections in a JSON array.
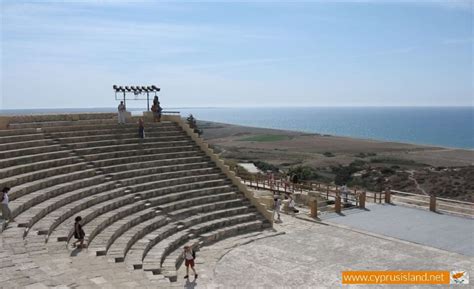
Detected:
[{"left": 113, "top": 85, "right": 160, "bottom": 111}]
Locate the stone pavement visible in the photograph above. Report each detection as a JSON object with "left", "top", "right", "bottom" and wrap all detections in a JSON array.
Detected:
[{"left": 322, "top": 203, "right": 474, "bottom": 257}]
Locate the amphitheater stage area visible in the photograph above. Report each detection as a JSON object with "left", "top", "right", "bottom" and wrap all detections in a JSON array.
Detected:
[
  {"left": 322, "top": 203, "right": 474, "bottom": 257},
  {"left": 176, "top": 213, "right": 473, "bottom": 289}
]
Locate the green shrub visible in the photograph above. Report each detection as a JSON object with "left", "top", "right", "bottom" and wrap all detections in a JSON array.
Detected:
[
  {"left": 288, "top": 165, "right": 320, "bottom": 181},
  {"left": 253, "top": 161, "right": 279, "bottom": 172}
]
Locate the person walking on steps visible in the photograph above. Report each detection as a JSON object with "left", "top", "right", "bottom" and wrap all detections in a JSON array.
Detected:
[
  {"left": 138, "top": 118, "right": 145, "bottom": 139},
  {"left": 72, "top": 216, "right": 86, "bottom": 249},
  {"left": 1, "top": 187, "right": 14, "bottom": 223},
  {"left": 183, "top": 245, "right": 198, "bottom": 280},
  {"left": 117, "top": 101, "right": 126, "bottom": 124}
]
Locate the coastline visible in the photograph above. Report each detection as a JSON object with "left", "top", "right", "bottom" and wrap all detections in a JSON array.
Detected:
[{"left": 198, "top": 120, "right": 473, "bottom": 168}]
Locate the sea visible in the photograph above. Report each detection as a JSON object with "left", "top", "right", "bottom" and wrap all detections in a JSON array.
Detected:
[{"left": 1, "top": 107, "right": 473, "bottom": 149}]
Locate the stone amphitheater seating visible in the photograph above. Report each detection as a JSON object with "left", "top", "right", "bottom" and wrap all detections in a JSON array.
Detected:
[{"left": 0, "top": 114, "right": 272, "bottom": 283}]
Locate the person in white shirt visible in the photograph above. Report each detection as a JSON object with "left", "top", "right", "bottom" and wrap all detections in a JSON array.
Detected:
[
  {"left": 273, "top": 195, "right": 282, "bottom": 222},
  {"left": 117, "top": 101, "right": 127, "bottom": 124},
  {"left": 182, "top": 245, "right": 198, "bottom": 280},
  {"left": 1, "top": 187, "right": 13, "bottom": 222},
  {"left": 288, "top": 194, "right": 298, "bottom": 216}
]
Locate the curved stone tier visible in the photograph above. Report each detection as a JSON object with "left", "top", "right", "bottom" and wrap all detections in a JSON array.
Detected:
[{"left": 0, "top": 114, "right": 272, "bottom": 286}]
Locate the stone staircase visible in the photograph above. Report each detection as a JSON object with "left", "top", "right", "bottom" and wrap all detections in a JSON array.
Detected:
[{"left": 0, "top": 114, "right": 272, "bottom": 284}]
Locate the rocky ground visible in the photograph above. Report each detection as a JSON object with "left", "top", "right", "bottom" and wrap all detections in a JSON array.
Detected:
[{"left": 197, "top": 121, "right": 473, "bottom": 201}]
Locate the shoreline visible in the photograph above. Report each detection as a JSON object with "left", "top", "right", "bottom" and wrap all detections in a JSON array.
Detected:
[
  {"left": 198, "top": 120, "right": 473, "bottom": 154},
  {"left": 200, "top": 120, "right": 474, "bottom": 152}
]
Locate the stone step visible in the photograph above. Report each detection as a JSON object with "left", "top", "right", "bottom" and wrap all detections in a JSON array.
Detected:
[
  {"left": 0, "top": 143, "right": 63, "bottom": 159},
  {"left": 0, "top": 138, "right": 49, "bottom": 151},
  {"left": 142, "top": 213, "right": 259, "bottom": 273},
  {"left": 82, "top": 145, "right": 198, "bottom": 162},
  {"left": 101, "top": 156, "right": 211, "bottom": 174},
  {"left": 108, "top": 215, "right": 170, "bottom": 263},
  {"left": 50, "top": 178, "right": 230, "bottom": 244},
  {"left": 73, "top": 140, "right": 193, "bottom": 155},
  {"left": 156, "top": 191, "right": 240, "bottom": 213},
  {"left": 200, "top": 220, "right": 264, "bottom": 246},
  {"left": 126, "top": 223, "right": 179, "bottom": 271},
  {"left": 107, "top": 188, "right": 237, "bottom": 263},
  {"left": 3, "top": 161, "right": 87, "bottom": 189},
  {"left": 46, "top": 126, "right": 182, "bottom": 139},
  {"left": 10, "top": 170, "right": 101, "bottom": 219},
  {"left": 48, "top": 193, "right": 137, "bottom": 243},
  {"left": 0, "top": 149, "right": 71, "bottom": 169},
  {"left": 8, "top": 118, "right": 118, "bottom": 129},
  {"left": 86, "top": 186, "right": 237, "bottom": 250},
  {"left": 84, "top": 202, "right": 152, "bottom": 250},
  {"left": 41, "top": 121, "right": 177, "bottom": 133},
  {"left": 64, "top": 135, "right": 190, "bottom": 150},
  {"left": 0, "top": 127, "right": 38, "bottom": 137},
  {"left": 9, "top": 166, "right": 94, "bottom": 201},
  {"left": 88, "top": 208, "right": 158, "bottom": 255},
  {"left": 0, "top": 132, "right": 45, "bottom": 144},
  {"left": 40, "top": 187, "right": 128, "bottom": 238},
  {"left": 16, "top": 179, "right": 116, "bottom": 234},
  {"left": 111, "top": 161, "right": 213, "bottom": 181},
  {"left": 7, "top": 113, "right": 117, "bottom": 126},
  {"left": 57, "top": 130, "right": 186, "bottom": 143},
  {"left": 118, "top": 165, "right": 219, "bottom": 187},
  {"left": 168, "top": 198, "right": 249, "bottom": 220},
  {"left": 130, "top": 173, "right": 226, "bottom": 196},
  {"left": 0, "top": 155, "right": 78, "bottom": 179},
  {"left": 93, "top": 150, "right": 203, "bottom": 168}
]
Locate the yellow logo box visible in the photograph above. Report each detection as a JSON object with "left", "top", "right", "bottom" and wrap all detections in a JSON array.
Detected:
[{"left": 342, "top": 271, "right": 451, "bottom": 285}]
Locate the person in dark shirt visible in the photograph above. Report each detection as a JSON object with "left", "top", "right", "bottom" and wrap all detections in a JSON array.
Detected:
[
  {"left": 138, "top": 118, "right": 145, "bottom": 139},
  {"left": 72, "top": 216, "right": 86, "bottom": 248}
]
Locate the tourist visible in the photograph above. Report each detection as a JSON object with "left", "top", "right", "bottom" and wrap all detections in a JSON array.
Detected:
[
  {"left": 157, "top": 101, "right": 163, "bottom": 122},
  {"left": 273, "top": 195, "right": 282, "bottom": 222},
  {"left": 138, "top": 118, "right": 145, "bottom": 139},
  {"left": 288, "top": 194, "right": 299, "bottom": 216},
  {"left": 342, "top": 184, "right": 348, "bottom": 203},
  {"left": 151, "top": 103, "right": 159, "bottom": 123},
  {"left": 117, "top": 101, "right": 126, "bottom": 124},
  {"left": 72, "top": 216, "right": 86, "bottom": 248},
  {"left": 183, "top": 245, "right": 198, "bottom": 280},
  {"left": 1, "top": 187, "right": 14, "bottom": 223}
]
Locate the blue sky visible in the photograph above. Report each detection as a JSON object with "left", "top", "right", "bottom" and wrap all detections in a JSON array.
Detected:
[{"left": 1, "top": 0, "right": 472, "bottom": 109}]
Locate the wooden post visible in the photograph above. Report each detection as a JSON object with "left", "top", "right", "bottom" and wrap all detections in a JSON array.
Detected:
[
  {"left": 373, "top": 192, "right": 377, "bottom": 203},
  {"left": 335, "top": 195, "right": 342, "bottom": 213},
  {"left": 310, "top": 198, "right": 318, "bottom": 218},
  {"left": 326, "top": 185, "right": 330, "bottom": 199},
  {"left": 385, "top": 190, "right": 391, "bottom": 204},
  {"left": 430, "top": 195, "right": 436, "bottom": 212},
  {"left": 359, "top": 191, "right": 366, "bottom": 209}
]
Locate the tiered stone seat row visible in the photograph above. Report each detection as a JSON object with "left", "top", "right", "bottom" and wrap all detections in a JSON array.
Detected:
[{"left": 1, "top": 116, "right": 270, "bottom": 284}]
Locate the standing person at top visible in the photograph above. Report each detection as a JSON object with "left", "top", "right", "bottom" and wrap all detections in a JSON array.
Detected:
[
  {"left": 151, "top": 103, "right": 159, "bottom": 123},
  {"left": 182, "top": 245, "right": 198, "bottom": 280},
  {"left": 1, "top": 187, "right": 14, "bottom": 223},
  {"left": 117, "top": 101, "right": 126, "bottom": 124},
  {"left": 138, "top": 118, "right": 145, "bottom": 139},
  {"left": 156, "top": 101, "right": 163, "bottom": 122}
]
